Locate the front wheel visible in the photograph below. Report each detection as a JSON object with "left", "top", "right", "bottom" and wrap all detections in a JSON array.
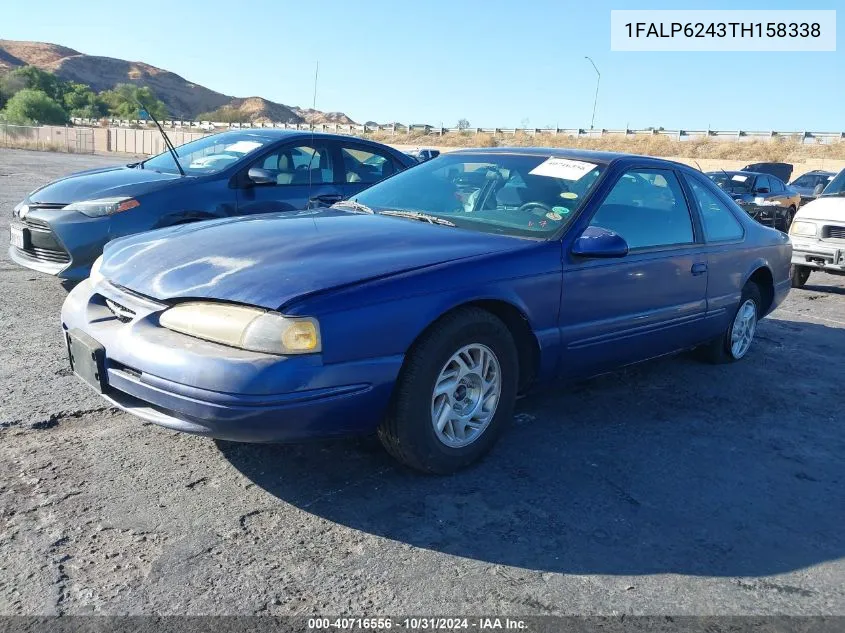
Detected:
[
  {"left": 696, "top": 282, "right": 762, "bottom": 364},
  {"left": 378, "top": 308, "right": 518, "bottom": 474},
  {"left": 791, "top": 264, "right": 811, "bottom": 289}
]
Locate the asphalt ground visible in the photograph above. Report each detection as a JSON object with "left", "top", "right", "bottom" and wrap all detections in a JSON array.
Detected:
[{"left": 0, "top": 149, "right": 843, "bottom": 616}]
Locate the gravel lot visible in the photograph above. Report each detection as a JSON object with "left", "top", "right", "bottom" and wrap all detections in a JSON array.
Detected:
[{"left": 0, "top": 148, "right": 843, "bottom": 616}]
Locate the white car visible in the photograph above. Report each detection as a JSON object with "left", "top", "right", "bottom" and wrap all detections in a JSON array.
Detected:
[{"left": 788, "top": 168, "right": 845, "bottom": 288}]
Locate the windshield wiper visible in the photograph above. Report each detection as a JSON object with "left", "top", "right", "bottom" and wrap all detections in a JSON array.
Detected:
[
  {"left": 134, "top": 98, "right": 185, "bottom": 177},
  {"left": 331, "top": 200, "right": 375, "bottom": 214},
  {"left": 378, "top": 210, "right": 456, "bottom": 226}
]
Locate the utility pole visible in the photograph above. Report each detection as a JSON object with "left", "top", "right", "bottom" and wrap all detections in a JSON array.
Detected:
[{"left": 585, "top": 56, "right": 600, "bottom": 130}]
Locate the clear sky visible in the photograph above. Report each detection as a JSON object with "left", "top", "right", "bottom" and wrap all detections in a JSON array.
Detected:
[{"left": 1, "top": 0, "right": 842, "bottom": 130}]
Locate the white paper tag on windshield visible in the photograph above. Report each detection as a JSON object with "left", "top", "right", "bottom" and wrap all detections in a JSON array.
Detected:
[
  {"left": 529, "top": 157, "right": 597, "bottom": 180},
  {"left": 731, "top": 174, "right": 748, "bottom": 182},
  {"left": 225, "top": 140, "right": 263, "bottom": 154}
]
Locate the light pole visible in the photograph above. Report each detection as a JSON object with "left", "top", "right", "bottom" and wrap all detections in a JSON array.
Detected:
[{"left": 585, "top": 56, "right": 600, "bottom": 130}]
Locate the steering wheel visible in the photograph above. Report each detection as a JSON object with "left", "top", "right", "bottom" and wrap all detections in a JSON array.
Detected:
[{"left": 518, "top": 201, "right": 553, "bottom": 216}]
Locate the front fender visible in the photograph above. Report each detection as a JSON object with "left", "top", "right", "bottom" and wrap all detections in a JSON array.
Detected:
[{"left": 297, "top": 244, "right": 563, "bottom": 377}]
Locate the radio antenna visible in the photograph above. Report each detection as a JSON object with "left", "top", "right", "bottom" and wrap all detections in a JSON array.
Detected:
[{"left": 307, "top": 60, "right": 319, "bottom": 209}]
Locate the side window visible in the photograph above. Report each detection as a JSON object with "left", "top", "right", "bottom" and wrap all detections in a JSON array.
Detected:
[
  {"left": 755, "top": 175, "right": 771, "bottom": 192},
  {"left": 590, "top": 168, "right": 694, "bottom": 249},
  {"left": 341, "top": 146, "right": 398, "bottom": 184},
  {"left": 250, "top": 144, "right": 334, "bottom": 185},
  {"left": 687, "top": 174, "right": 744, "bottom": 242},
  {"left": 770, "top": 178, "right": 784, "bottom": 193}
]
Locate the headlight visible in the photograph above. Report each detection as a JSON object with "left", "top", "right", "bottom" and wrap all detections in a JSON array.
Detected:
[
  {"left": 790, "top": 220, "right": 818, "bottom": 237},
  {"left": 64, "top": 197, "right": 140, "bottom": 218},
  {"left": 89, "top": 255, "right": 105, "bottom": 286},
  {"left": 158, "top": 302, "right": 321, "bottom": 355}
]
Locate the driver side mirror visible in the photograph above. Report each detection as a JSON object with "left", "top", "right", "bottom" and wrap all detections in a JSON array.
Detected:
[
  {"left": 755, "top": 187, "right": 770, "bottom": 194},
  {"left": 572, "top": 226, "right": 629, "bottom": 258},
  {"left": 247, "top": 167, "right": 275, "bottom": 185}
]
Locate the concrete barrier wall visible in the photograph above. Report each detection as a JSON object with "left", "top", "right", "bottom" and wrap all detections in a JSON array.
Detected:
[{"left": 4, "top": 126, "right": 843, "bottom": 179}]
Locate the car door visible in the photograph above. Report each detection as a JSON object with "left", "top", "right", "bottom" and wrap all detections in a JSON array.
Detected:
[
  {"left": 335, "top": 141, "right": 405, "bottom": 199},
  {"left": 235, "top": 140, "right": 343, "bottom": 214},
  {"left": 558, "top": 166, "right": 708, "bottom": 378},
  {"left": 682, "top": 171, "right": 749, "bottom": 337},
  {"left": 768, "top": 177, "right": 794, "bottom": 228}
]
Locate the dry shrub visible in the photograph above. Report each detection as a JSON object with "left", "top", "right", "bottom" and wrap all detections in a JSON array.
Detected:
[{"left": 363, "top": 130, "right": 845, "bottom": 161}]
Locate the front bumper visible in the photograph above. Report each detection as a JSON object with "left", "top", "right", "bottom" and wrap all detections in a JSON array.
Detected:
[
  {"left": 790, "top": 238, "right": 845, "bottom": 274},
  {"left": 9, "top": 206, "right": 111, "bottom": 279},
  {"left": 61, "top": 279, "right": 402, "bottom": 441}
]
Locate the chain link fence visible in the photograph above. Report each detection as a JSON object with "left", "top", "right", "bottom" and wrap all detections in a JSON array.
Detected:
[{"left": 0, "top": 124, "right": 95, "bottom": 153}]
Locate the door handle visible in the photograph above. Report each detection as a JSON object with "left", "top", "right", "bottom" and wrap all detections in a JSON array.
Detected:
[{"left": 691, "top": 263, "right": 708, "bottom": 276}]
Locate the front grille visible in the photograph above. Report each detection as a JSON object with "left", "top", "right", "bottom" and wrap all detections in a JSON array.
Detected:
[
  {"left": 22, "top": 217, "right": 51, "bottom": 232},
  {"left": 26, "top": 202, "right": 66, "bottom": 210},
  {"left": 28, "top": 246, "right": 70, "bottom": 263},
  {"left": 105, "top": 298, "right": 136, "bottom": 323},
  {"left": 822, "top": 225, "right": 845, "bottom": 241},
  {"left": 13, "top": 216, "right": 71, "bottom": 264}
]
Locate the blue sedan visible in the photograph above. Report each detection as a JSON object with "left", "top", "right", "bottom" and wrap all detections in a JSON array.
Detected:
[
  {"left": 10, "top": 130, "right": 415, "bottom": 280},
  {"left": 61, "top": 149, "right": 792, "bottom": 473}
]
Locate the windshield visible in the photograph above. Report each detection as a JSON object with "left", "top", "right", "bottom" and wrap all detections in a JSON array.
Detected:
[
  {"left": 792, "top": 173, "right": 830, "bottom": 188},
  {"left": 821, "top": 169, "right": 845, "bottom": 196},
  {"left": 142, "top": 132, "right": 269, "bottom": 175},
  {"left": 708, "top": 172, "right": 754, "bottom": 193},
  {"left": 351, "top": 153, "right": 605, "bottom": 238}
]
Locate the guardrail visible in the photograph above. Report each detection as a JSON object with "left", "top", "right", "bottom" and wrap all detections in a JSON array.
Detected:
[{"left": 70, "top": 118, "right": 845, "bottom": 145}]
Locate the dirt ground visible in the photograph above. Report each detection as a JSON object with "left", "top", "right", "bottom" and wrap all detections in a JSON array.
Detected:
[{"left": 0, "top": 149, "right": 843, "bottom": 616}]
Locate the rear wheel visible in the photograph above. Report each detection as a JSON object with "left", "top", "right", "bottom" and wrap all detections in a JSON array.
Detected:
[
  {"left": 378, "top": 308, "right": 518, "bottom": 474},
  {"left": 791, "top": 264, "right": 811, "bottom": 289},
  {"left": 696, "top": 282, "right": 762, "bottom": 364},
  {"left": 783, "top": 206, "right": 796, "bottom": 232}
]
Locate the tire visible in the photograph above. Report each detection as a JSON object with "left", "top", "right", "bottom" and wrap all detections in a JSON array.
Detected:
[
  {"left": 696, "top": 282, "right": 762, "bottom": 364},
  {"left": 783, "top": 206, "right": 796, "bottom": 232},
  {"left": 791, "top": 264, "right": 811, "bottom": 289},
  {"left": 378, "top": 307, "right": 518, "bottom": 474}
]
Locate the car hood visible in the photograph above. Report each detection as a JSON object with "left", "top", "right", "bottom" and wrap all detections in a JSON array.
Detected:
[
  {"left": 100, "top": 210, "right": 534, "bottom": 309},
  {"left": 795, "top": 197, "right": 845, "bottom": 223},
  {"left": 28, "top": 165, "right": 183, "bottom": 204}
]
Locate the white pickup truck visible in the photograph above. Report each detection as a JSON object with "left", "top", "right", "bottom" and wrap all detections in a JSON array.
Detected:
[{"left": 789, "top": 168, "right": 845, "bottom": 288}]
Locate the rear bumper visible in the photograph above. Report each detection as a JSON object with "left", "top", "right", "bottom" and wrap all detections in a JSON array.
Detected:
[
  {"left": 61, "top": 278, "right": 402, "bottom": 441},
  {"left": 790, "top": 239, "right": 845, "bottom": 274}
]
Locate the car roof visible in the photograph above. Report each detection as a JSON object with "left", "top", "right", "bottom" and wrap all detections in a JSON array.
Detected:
[
  {"left": 210, "top": 128, "right": 395, "bottom": 146},
  {"left": 446, "top": 146, "right": 688, "bottom": 168}
]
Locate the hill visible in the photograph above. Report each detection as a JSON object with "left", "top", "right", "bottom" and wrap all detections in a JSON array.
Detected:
[{"left": 0, "top": 39, "right": 355, "bottom": 124}]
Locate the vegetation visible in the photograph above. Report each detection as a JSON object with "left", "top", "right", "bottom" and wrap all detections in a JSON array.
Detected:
[
  {"left": 195, "top": 105, "right": 251, "bottom": 123},
  {"left": 1, "top": 89, "right": 68, "bottom": 125},
  {"left": 364, "top": 130, "right": 845, "bottom": 161},
  {"left": 0, "top": 66, "right": 168, "bottom": 125}
]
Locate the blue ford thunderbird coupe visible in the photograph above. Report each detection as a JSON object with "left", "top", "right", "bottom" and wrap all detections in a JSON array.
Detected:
[{"left": 61, "top": 148, "right": 792, "bottom": 473}]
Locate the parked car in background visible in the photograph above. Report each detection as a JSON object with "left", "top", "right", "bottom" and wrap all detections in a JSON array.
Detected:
[
  {"left": 790, "top": 170, "right": 836, "bottom": 206},
  {"left": 707, "top": 170, "right": 800, "bottom": 231},
  {"left": 406, "top": 148, "right": 441, "bottom": 163},
  {"left": 788, "top": 168, "right": 845, "bottom": 288},
  {"left": 742, "top": 162, "right": 793, "bottom": 184},
  {"left": 62, "top": 149, "right": 791, "bottom": 473},
  {"left": 9, "top": 130, "right": 415, "bottom": 280}
]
